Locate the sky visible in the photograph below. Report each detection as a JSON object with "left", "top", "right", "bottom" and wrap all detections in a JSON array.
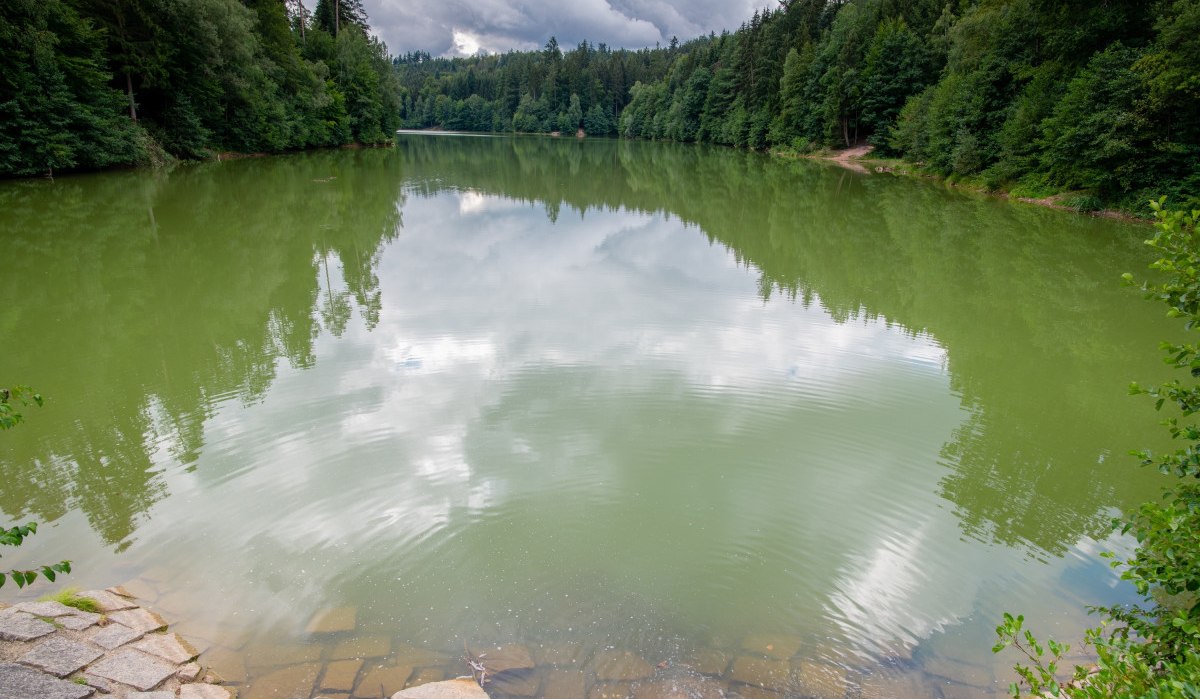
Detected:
[{"left": 332, "top": 0, "right": 775, "bottom": 57}]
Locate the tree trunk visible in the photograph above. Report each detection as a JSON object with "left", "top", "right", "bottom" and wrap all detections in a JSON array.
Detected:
[
  {"left": 334, "top": 0, "right": 339, "bottom": 36},
  {"left": 125, "top": 71, "right": 138, "bottom": 122},
  {"left": 841, "top": 116, "right": 849, "bottom": 147}
]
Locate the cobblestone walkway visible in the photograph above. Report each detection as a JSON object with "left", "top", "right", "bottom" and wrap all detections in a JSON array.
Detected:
[{"left": 0, "top": 587, "right": 235, "bottom": 699}]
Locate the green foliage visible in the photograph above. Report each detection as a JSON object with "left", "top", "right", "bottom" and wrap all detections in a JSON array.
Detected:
[
  {"left": 994, "top": 201, "right": 1200, "bottom": 696},
  {"left": 0, "top": 0, "right": 402, "bottom": 175},
  {"left": 0, "top": 523, "right": 72, "bottom": 589},
  {"left": 39, "top": 587, "right": 101, "bottom": 613},
  {"left": 1, "top": 387, "right": 72, "bottom": 591},
  {"left": 0, "top": 385, "right": 42, "bottom": 431},
  {"left": 0, "top": 0, "right": 146, "bottom": 176}
]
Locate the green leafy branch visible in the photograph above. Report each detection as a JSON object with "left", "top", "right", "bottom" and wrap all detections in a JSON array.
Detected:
[
  {"left": 994, "top": 201, "right": 1200, "bottom": 697},
  {"left": 0, "top": 385, "right": 44, "bottom": 431},
  {"left": 0, "top": 523, "right": 71, "bottom": 589},
  {"left": 0, "top": 384, "right": 71, "bottom": 591},
  {"left": 993, "top": 613, "right": 1070, "bottom": 697}
]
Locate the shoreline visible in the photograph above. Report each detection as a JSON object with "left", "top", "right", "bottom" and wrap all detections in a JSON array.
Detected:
[{"left": 789, "top": 144, "right": 1148, "bottom": 224}]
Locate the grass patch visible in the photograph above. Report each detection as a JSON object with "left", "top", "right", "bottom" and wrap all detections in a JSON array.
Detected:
[{"left": 38, "top": 587, "right": 101, "bottom": 614}]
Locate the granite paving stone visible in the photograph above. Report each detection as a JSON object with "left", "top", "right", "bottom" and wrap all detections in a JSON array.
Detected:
[
  {"left": 132, "top": 632, "right": 199, "bottom": 664},
  {"left": 90, "top": 622, "right": 144, "bottom": 650},
  {"left": 128, "top": 692, "right": 176, "bottom": 699},
  {"left": 107, "top": 607, "right": 168, "bottom": 634},
  {"left": 320, "top": 658, "right": 364, "bottom": 692},
  {"left": 242, "top": 661, "right": 320, "bottom": 699},
  {"left": 82, "top": 673, "right": 116, "bottom": 693},
  {"left": 119, "top": 579, "right": 160, "bottom": 603},
  {"left": 19, "top": 635, "right": 104, "bottom": 677},
  {"left": 77, "top": 590, "right": 139, "bottom": 612},
  {"left": 201, "top": 647, "right": 248, "bottom": 682},
  {"left": 243, "top": 642, "right": 322, "bottom": 668},
  {"left": 331, "top": 634, "right": 391, "bottom": 660},
  {"left": 0, "top": 662, "right": 94, "bottom": 699},
  {"left": 177, "top": 661, "right": 202, "bottom": 682},
  {"left": 391, "top": 678, "right": 489, "bottom": 698},
  {"left": 13, "top": 600, "right": 77, "bottom": 617},
  {"left": 179, "top": 684, "right": 237, "bottom": 699},
  {"left": 0, "top": 612, "right": 57, "bottom": 641},
  {"left": 87, "top": 648, "right": 178, "bottom": 691},
  {"left": 305, "top": 606, "right": 357, "bottom": 634},
  {"left": 57, "top": 612, "right": 103, "bottom": 631}
]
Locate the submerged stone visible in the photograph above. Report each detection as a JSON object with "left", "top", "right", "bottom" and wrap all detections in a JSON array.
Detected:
[
  {"left": 468, "top": 643, "right": 533, "bottom": 673},
  {"left": 857, "top": 670, "right": 934, "bottom": 699},
  {"left": 739, "top": 635, "right": 802, "bottom": 661},
  {"left": 922, "top": 656, "right": 994, "bottom": 688},
  {"left": 242, "top": 643, "right": 322, "bottom": 668},
  {"left": 590, "top": 650, "right": 654, "bottom": 682},
  {"left": 305, "top": 607, "right": 357, "bottom": 634},
  {"left": 488, "top": 668, "right": 540, "bottom": 696},
  {"left": 588, "top": 681, "right": 634, "bottom": 699},
  {"left": 242, "top": 662, "right": 320, "bottom": 699},
  {"left": 202, "top": 647, "right": 248, "bottom": 682},
  {"left": 793, "top": 660, "right": 848, "bottom": 699},
  {"left": 533, "top": 640, "right": 585, "bottom": 666},
  {"left": 542, "top": 668, "right": 586, "bottom": 699},
  {"left": 331, "top": 635, "right": 392, "bottom": 660},
  {"left": 389, "top": 678, "right": 488, "bottom": 698},
  {"left": 320, "top": 658, "right": 364, "bottom": 693},
  {"left": 179, "top": 685, "right": 237, "bottom": 699},
  {"left": 683, "top": 650, "right": 729, "bottom": 676},
  {"left": 353, "top": 664, "right": 415, "bottom": 698},
  {"left": 407, "top": 667, "right": 446, "bottom": 687},
  {"left": 631, "top": 675, "right": 725, "bottom": 699},
  {"left": 728, "top": 656, "right": 791, "bottom": 691}
]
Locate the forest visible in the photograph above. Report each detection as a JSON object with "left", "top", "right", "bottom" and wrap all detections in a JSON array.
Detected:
[
  {"left": 396, "top": 0, "right": 1199, "bottom": 210},
  {"left": 0, "top": 0, "right": 399, "bottom": 176},
  {"left": 3, "top": 0, "right": 1197, "bottom": 210}
]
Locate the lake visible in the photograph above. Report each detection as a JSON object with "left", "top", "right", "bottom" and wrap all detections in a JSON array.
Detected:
[{"left": 0, "top": 134, "right": 1179, "bottom": 698}]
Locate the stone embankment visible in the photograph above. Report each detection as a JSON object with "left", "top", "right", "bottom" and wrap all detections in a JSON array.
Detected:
[{"left": 0, "top": 587, "right": 230, "bottom": 699}]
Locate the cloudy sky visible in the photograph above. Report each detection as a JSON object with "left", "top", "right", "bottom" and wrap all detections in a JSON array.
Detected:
[{"left": 327, "top": 0, "right": 775, "bottom": 57}]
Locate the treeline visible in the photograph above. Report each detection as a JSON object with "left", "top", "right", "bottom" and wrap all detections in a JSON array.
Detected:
[
  {"left": 401, "top": 0, "right": 1200, "bottom": 210},
  {"left": 394, "top": 37, "right": 686, "bottom": 136},
  {"left": 0, "top": 0, "right": 401, "bottom": 176}
]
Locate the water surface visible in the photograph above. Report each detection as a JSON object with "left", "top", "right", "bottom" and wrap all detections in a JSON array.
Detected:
[{"left": 0, "top": 135, "right": 1179, "bottom": 697}]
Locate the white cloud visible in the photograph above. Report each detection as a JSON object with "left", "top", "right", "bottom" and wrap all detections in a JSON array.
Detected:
[{"left": 342, "top": 0, "right": 774, "bottom": 56}]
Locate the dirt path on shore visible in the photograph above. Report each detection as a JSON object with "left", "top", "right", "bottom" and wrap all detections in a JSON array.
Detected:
[{"left": 823, "top": 144, "right": 874, "bottom": 173}]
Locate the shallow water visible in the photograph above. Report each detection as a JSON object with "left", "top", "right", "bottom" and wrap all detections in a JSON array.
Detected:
[{"left": 0, "top": 135, "right": 1180, "bottom": 697}]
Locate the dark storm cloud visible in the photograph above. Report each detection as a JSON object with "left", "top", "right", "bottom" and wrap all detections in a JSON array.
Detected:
[{"left": 354, "top": 0, "right": 773, "bottom": 56}]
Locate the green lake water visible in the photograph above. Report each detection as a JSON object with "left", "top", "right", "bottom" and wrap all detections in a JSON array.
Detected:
[{"left": 0, "top": 135, "right": 1182, "bottom": 697}]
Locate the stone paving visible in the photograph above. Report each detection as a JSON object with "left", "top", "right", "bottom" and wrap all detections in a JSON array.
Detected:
[{"left": 0, "top": 587, "right": 234, "bottom": 699}]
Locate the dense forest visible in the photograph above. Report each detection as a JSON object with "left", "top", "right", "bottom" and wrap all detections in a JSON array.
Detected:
[
  {"left": 3, "top": 0, "right": 1197, "bottom": 209},
  {"left": 397, "top": 0, "right": 1199, "bottom": 210},
  {"left": 0, "top": 0, "right": 399, "bottom": 176}
]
